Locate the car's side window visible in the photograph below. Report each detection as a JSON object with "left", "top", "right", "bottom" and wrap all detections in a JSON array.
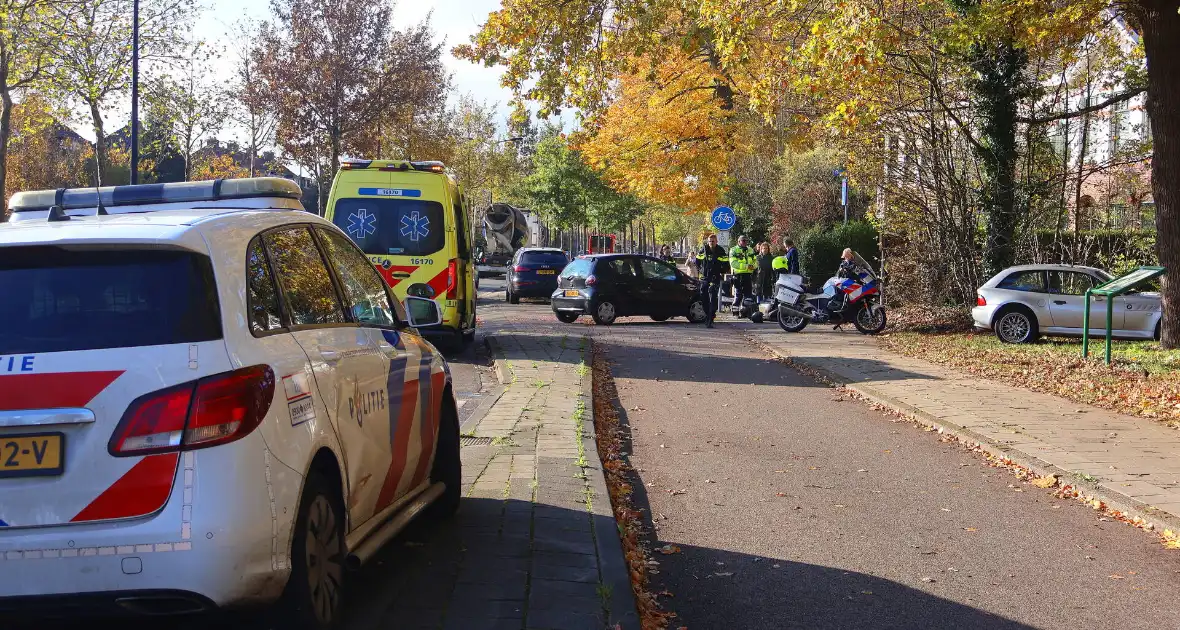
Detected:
[
  {"left": 608, "top": 258, "right": 637, "bottom": 278},
  {"left": 264, "top": 226, "right": 347, "bottom": 326},
  {"left": 640, "top": 258, "right": 677, "bottom": 281},
  {"left": 997, "top": 270, "right": 1045, "bottom": 293},
  {"left": 1048, "top": 271, "right": 1094, "bottom": 296},
  {"left": 316, "top": 227, "right": 396, "bottom": 327},
  {"left": 246, "top": 237, "right": 284, "bottom": 334}
]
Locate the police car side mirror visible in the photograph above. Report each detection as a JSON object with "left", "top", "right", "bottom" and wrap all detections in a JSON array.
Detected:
[{"left": 403, "top": 297, "right": 442, "bottom": 328}]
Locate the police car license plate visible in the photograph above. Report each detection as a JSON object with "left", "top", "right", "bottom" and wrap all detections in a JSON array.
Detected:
[
  {"left": 776, "top": 287, "right": 800, "bottom": 303},
  {"left": 0, "top": 432, "right": 64, "bottom": 478},
  {"left": 564, "top": 290, "right": 580, "bottom": 297},
  {"left": 538, "top": 270, "right": 556, "bottom": 275}
]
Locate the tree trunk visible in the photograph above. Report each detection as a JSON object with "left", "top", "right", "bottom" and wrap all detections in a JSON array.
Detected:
[
  {"left": 0, "top": 87, "right": 12, "bottom": 221},
  {"left": 974, "top": 39, "right": 1027, "bottom": 278},
  {"left": 1138, "top": 0, "right": 1180, "bottom": 347},
  {"left": 90, "top": 100, "right": 107, "bottom": 187}
]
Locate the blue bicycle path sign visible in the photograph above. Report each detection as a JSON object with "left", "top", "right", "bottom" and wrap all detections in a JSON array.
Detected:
[{"left": 711, "top": 206, "right": 736, "bottom": 231}]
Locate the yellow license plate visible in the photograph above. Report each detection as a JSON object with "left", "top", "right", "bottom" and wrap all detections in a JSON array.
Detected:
[
  {"left": 0, "top": 432, "right": 65, "bottom": 478},
  {"left": 538, "top": 270, "right": 556, "bottom": 275},
  {"left": 564, "top": 290, "right": 580, "bottom": 297}
]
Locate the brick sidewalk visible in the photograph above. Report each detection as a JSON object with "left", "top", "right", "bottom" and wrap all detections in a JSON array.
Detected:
[
  {"left": 447, "top": 324, "right": 637, "bottom": 630},
  {"left": 746, "top": 325, "right": 1180, "bottom": 532}
]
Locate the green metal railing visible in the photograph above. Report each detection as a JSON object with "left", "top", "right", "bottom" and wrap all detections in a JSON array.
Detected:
[{"left": 1082, "top": 265, "right": 1166, "bottom": 365}]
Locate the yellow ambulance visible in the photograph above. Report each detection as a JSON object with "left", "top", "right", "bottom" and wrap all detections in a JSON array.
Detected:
[{"left": 325, "top": 159, "right": 476, "bottom": 350}]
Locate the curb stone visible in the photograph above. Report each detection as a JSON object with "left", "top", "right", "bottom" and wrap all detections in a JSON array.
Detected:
[
  {"left": 749, "top": 334, "right": 1180, "bottom": 537},
  {"left": 483, "top": 332, "right": 640, "bottom": 630}
]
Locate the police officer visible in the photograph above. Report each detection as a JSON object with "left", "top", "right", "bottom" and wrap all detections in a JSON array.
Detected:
[
  {"left": 696, "top": 233, "right": 729, "bottom": 328},
  {"left": 729, "top": 235, "right": 757, "bottom": 312},
  {"left": 772, "top": 238, "right": 800, "bottom": 276}
]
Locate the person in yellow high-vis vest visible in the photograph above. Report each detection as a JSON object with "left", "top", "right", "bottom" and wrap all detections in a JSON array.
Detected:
[{"left": 729, "top": 235, "right": 757, "bottom": 312}]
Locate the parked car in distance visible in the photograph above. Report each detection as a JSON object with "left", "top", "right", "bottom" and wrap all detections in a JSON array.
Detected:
[
  {"left": 1, "top": 178, "right": 462, "bottom": 628},
  {"left": 972, "top": 264, "right": 1162, "bottom": 344},
  {"left": 507, "top": 247, "right": 569, "bottom": 304},
  {"left": 551, "top": 254, "right": 709, "bottom": 325}
]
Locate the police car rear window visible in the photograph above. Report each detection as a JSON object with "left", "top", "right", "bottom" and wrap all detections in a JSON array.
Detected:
[
  {"left": 333, "top": 198, "right": 445, "bottom": 256},
  {"left": 0, "top": 247, "right": 222, "bottom": 354}
]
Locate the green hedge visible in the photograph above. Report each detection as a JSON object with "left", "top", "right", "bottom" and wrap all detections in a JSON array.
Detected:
[{"left": 796, "top": 221, "right": 881, "bottom": 281}]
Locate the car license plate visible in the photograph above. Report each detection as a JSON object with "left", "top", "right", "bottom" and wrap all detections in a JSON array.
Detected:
[
  {"left": 777, "top": 287, "right": 800, "bottom": 303},
  {"left": 564, "top": 290, "right": 580, "bottom": 297},
  {"left": 538, "top": 270, "right": 556, "bottom": 275},
  {"left": 0, "top": 432, "right": 65, "bottom": 478}
]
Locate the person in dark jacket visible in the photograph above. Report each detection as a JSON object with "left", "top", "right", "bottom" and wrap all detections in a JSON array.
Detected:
[
  {"left": 754, "top": 242, "right": 775, "bottom": 301},
  {"left": 659, "top": 244, "right": 674, "bottom": 263},
  {"left": 695, "top": 234, "right": 730, "bottom": 328}
]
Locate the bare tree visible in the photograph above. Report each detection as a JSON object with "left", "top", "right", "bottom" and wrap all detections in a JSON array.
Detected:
[
  {"left": 228, "top": 19, "right": 277, "bottom": 176},
  {"left": 52, "top": 0, "right": 193, "bottom": 186}
]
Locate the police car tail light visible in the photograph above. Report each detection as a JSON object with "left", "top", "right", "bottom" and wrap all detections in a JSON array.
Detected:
[
  {"left": 109, "top": 365, "right": 275, "bottom": 456},
  {"left": 109, "top": 384, "right": 193, "bottom": 455},
  {"left": 184, "top": 365, "right": 275, "bottom": 449}
]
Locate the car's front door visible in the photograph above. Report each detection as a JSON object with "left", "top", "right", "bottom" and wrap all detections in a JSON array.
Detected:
[
  {"left": 1046, "top": 270, "right": 1124, "bottom": 332},
  {"left": 638, "top": 257, "right": 683, "bottom": 315},
  {"left": 264, "top": 226, "right": 390, "bottom": 531},
  {"left": 315, "top": 226, "right": 440, "bottom": 516}
]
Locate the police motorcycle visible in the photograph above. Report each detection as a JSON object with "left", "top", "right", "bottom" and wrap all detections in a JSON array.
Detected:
[{"left": 760, "top": 251, "right": 888, "bottom": 334}]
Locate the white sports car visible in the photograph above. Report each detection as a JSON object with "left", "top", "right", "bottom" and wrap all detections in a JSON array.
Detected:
[{"left": 972, "top": 264, "right": 1162, "bottom": 344}]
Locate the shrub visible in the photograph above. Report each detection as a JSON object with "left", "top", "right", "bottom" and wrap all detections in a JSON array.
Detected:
[{"left": 796, "top": 221, "right": 880, "bottom": 282}]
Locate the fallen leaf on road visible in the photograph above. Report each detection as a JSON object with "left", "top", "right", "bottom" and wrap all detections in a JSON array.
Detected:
[
  {"left": 884, "top": 449, "right": 892, "bottom": 453},
  {"left": 1031, "top": 475, "right": 1058, "bottom": 488},
  {"left": 657, "top": 545, "right": 681, "bottom": 555},
  {"left": 941, "top": 508, "right": 951, "bottom": 512},
  {"left": 659, "top": 444, "right": 666, "bottom": 448},
  {"left": 776, "top": 492, "right": 788, "bottom": 497},
  {"left": 1110, "top": 574, "right": 1125, "bottom": 579},
  {"left": 629, "top": 406, "right": 645, "bottom": 411},
  {"left": 964, "top": 527, "right": 977, "bottom": 532},
  {"left": 921, "top": 577, "right": 936, "bottom": 583},
  {"left": 713, "top": 572, "right": 734, "bottom": 577},
  {"left": 704, "top": 479, "right": 716, "bottom": 483},
  {"left": 809, "top": 466, "right": 820, "bottom": 470},
  {"left": 857, "top": 469, "right": 868, "bottom": 473},
  {"left": 772, "top": 564, "right": 781, "bottom": 568},
  {"left": 669, "top": 489, "right": 686, "bottom": 496},
  {"left": 861, "top": 590, "right": 873, "bottom": 595},
  {"left": 834, "top": 504, "right": 847, "bottom": 508}
]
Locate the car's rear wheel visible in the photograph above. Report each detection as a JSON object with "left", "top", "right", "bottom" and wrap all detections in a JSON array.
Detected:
[
  {"left": 593, "top": 300, "right": 618, "bottom": 325},
  {"left": 687, "top": 299, "right": 708, "bottom": 323},
  {"left": 556, "top": 312, "right": 580, "bottom": 323},
  {"left": 285, "top": 472, "right": 345, "bottom": 630},
  {"left": 426, "top": 393, "right": 461, "bottom": 520},
  {"left": 995, "top": 307, "right": 1039, "bottom": 344}
]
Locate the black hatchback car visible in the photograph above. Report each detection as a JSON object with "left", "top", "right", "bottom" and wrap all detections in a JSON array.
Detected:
[
  {"left": 551, "top": 254, "right": 708, "bottom": 325},
  {"left": 507, "top": 247, "right": 570, "bottom": 303}
]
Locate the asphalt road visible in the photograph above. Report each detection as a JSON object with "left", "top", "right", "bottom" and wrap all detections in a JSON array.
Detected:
[{"left": 589, "top": 314, "right": 1180, "bottom": 629}]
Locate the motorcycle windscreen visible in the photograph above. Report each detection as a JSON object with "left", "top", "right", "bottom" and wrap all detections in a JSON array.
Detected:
[{"left": 850, "top": 251, "right": 876, "bottom": 277}]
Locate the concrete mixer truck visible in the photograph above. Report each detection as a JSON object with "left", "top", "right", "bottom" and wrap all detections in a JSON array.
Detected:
[{"left": 476, "top": 203, "right": 531, "bottom": 277}]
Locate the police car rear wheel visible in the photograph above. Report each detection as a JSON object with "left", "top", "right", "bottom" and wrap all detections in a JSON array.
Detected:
[{"left": 286, "top": 472, "right": 345, "bottom": 630}]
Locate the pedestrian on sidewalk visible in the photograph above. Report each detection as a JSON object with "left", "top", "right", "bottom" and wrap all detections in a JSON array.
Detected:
[
  {"left": 696, "top": 234, "right": 730, "bottom": 328},
  {"left": 685, "top": 242, "right": 700, "bottom": 278},
  {"left": 755, "top": 241, "right": 775, "bottom": 301}
]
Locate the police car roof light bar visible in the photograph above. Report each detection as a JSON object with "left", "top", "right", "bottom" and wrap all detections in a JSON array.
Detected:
[{"left": 8, "top": 177, "right": 303, "bottom": 215}]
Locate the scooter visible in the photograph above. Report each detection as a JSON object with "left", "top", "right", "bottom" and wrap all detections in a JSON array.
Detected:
[{"left": 761, "top": 251, "right": 888, "bottom": 334}]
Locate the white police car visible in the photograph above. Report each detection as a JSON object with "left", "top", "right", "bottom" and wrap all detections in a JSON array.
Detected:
[{"left": 0, "top": 178, "right": 461, "bottom": 628}]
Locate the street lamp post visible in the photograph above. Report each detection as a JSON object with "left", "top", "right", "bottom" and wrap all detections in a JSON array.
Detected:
[{"left": 129, "top": 0, "right": 140, "bottom": 185}]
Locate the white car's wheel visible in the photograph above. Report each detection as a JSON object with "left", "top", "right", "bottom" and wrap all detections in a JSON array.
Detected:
[
  {"left": 285, "top": 471, "right": 345, "bottom": 629},
  {"left": 995, "top": 308, "right": 1038, "bottom": 344}
]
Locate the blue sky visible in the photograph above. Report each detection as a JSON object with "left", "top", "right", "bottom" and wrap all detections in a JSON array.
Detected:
[{"left": 76, "top": 0, "right": 522, "bottom": 141}]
